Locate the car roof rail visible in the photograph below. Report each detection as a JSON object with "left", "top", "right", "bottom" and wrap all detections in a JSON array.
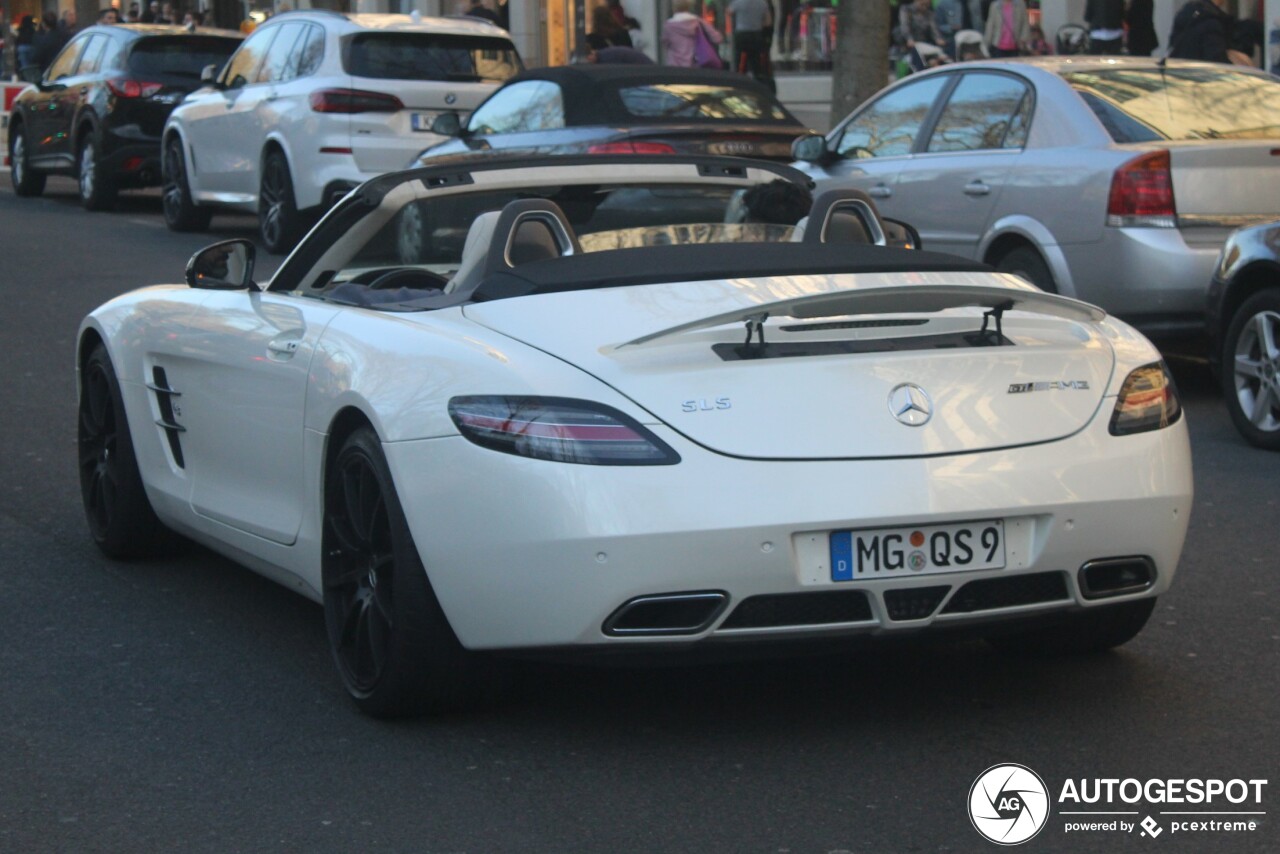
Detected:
[{"left": 274, "top": 8, "right": 348, "bottom": 19}]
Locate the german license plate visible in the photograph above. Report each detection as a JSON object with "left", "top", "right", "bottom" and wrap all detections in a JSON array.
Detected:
[
  {"left": 410, "top": 112, "right": 435, "bottom": 131},
  {"left": 830, "top": 520, "right": 1005, "bottom": 581}
]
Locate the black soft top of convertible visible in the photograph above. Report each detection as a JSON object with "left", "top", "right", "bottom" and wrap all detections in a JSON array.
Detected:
[{"left": 474, "top": 243, "right": 993, "bottom": 301}]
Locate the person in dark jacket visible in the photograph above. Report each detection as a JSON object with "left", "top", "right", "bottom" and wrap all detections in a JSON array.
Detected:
[
  {"left": 31, "top": 12, "right": 68, "bottom": 73},
  {"left": 1085, "top": 0, "right": 1125, "bottom": 54},
  {"left": 1125, "top": 0, "right": 1158, "bottom": 57},
  {"left": 16, "top": 15, "right": 37, "bottom": 72},
  {"left": 586, "top": 4, "right": 633, "bottom": 50},
  {"left": 1168, "top": 0, "right": 1233, "bottom": 63}
]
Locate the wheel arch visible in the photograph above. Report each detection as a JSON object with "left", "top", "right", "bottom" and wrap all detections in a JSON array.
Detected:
[
  {"left": 980, "top": 215, "right": 1075, "bottom": 297},
  {"left": 73, "top": 111, "right": 100, "bottom": 156},
  {"left": 323, "top": 406, "right": 379, "bottom": 492},
  {"left": 1220, "top": 261, "right": 1280, "bottom": 344},
  {"left": 77, "top": 326, "right": 107, "bottom": 382}
]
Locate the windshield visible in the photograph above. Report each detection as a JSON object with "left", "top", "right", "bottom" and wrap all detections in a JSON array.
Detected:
[
  {"left": 617, "top": 83, "right": 794, "bottom": 124},
  {"left": 1064, "top": 67, "right": 1280, "bottom": 142},
  {"left": 128, "top": 35, "right": 241, "bottom": 79},
  {"left": 345, "top": 33, "right": 522, "bottom": 83}
]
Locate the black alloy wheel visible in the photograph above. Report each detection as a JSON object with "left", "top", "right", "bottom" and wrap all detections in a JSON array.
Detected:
[
  {"left": 9, "top": 124, "right": 47, "bottom": 197},
  {"left": 162, "top": 137, "right": 212, "bottom": 232},
  {"left": 258, "top": 150, "right": 301, "bottom": 254},
  {"left": 322, "top": 427, "right": 492, "bottom": 716},
  {"left": 78, "top": 345, "right": 170, "bottom": 558}
]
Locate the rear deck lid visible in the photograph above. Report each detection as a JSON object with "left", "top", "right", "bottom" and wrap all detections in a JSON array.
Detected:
[{"left": 463, "top": 271, "right": 1116, "bottom": 459}]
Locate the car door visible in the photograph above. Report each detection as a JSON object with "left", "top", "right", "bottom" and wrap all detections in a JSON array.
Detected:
[
  {"left": 892, "top": 71, "right": 1033, "bottom": 259},
  {"left": 180, "top": 25, "right": 279, "bottom": 197},
  {"left": 175, "top": 289, "right": 341, "bottom": 546},
  {"left": 25, "top": 34, "right": 91, "bottom": 166},
  {"left": 803, "top": 75, "right": 950, "bottom": 212}
]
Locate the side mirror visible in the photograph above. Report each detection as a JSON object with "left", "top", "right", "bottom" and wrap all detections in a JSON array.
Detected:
[
  {"left": 431, "top": 111, "right": 463, "bottom": 136},
  {"left": 200, "top": 64, "right": 219, "bottom": 85},
  {"left": 38, "top": 78, "right": 67, "bottom": 92},
  {"left": 883, "top": 218, "right": 923, "bottom": 251},
  {"left": 186, "top": 239, "right": 257, "bottom": 290},
  {"left": 791, "top": 133, "right": 830, "bottom": 164}
]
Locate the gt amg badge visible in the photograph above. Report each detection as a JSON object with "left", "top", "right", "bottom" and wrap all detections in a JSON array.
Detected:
[
  {"left": 888, "top": 383, "right": 932, "bottom": 427},
  {"left": 1008, "top": 380, "right": 1091, "bottom": 393}
]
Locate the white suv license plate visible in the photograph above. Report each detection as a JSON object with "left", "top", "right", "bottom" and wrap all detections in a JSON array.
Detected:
[
  {"left": 830, "top": 520, "right": 1005, "bottom": 581},
  {"left": 411, "top": 112, "right": 435, "bottom": 131}
]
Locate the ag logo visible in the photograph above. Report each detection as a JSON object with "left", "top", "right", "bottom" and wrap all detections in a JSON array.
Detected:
[{"left": 968, "top": 764, "right": 1050, "bottom": 845}]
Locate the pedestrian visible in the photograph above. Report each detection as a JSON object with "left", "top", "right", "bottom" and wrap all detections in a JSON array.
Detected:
[
  {"left": 1168, "top": 0, "right": 1233, "bottom": 63},
  {"left": 16, "top": 15, "right": 37, "bottom": 74},
  {"left": 58, "top": 8, "right": 78, "bottom": 37},
  {"left": 98, "top": 8, "right": 120, "bottom": 24},
  {"left": 1085, "top": 0, "right": 1125, "bottom": 55},
  {"left": 741, "top": 179, "right": 813, "bottom": 227},
  {"left": 900, "top": 0, "right": 945, "bottom": 70},
  {"left": 1125, "top": 0, "right": 1158, "bottom": 57},
  {"left": 126, "top": 3, "right": 142, "bottom": 23},
  {"left": 662, "top": 0, "right": 723, "bottom": 69},
  {"left": 463, "top": 0, "right": 500, "bottom": 25},
  {"left": 984, "top": 0, "right": 1029, "bottom": 57},
  {"left": 184, "top": 10, "right": 204, "bottom": 28},
  {"left": 935, "top": 0, "right": 966, "bottom": 58},
  {"left": 587, "top": 4, "right": 633, "bottom": 50},
  {"left": 728, "top": 0, "right": 772, "bottom": 81},
  {"left": 31, "top": 12, "right": 68, "bottom": 73},
  {"left": 1026, "top": 23, "right": 1052, "bottom": 56},
  {"left": 159, "top": 2, "right": 177, "bottom": 24}
]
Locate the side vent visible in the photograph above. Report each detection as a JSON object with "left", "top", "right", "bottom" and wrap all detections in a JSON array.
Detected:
[{"left": 148, "top": 366, "right": 185, "bottom": 468}]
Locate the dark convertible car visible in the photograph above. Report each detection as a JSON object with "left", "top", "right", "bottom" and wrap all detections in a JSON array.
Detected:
[
  {"left": 413, "top": 64, "right": 809, "bottom": 164},
  {"left": 8, "top": 24, "right": 241, "bottom": 210}
]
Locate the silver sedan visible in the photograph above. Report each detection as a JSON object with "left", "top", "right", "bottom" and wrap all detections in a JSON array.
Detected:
[{"left": 794, "top": 57, "right": 1280, "bottom": 339}]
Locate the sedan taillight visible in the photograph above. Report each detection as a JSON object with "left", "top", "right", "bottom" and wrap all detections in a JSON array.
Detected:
[
  {"left": 309, "top": 88, "right": 404, "bottom": 114},
  {"left": 1107, "top": 150, "right": 1176, "bottom": 228},
  {"left": 448, "top": 396, "right": 680, "bottom": 465},
  {"left": 106, "top": 77, "right": 163, "bottom": 98},
  {"left": 587, "top": 141, "right": 677, "bottom": 155}
]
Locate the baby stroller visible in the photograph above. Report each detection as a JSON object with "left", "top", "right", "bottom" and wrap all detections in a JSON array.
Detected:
[
  {"left": 1056, "top": 24, "right": 1090, "bottom": 55},
  {"left": 954, "top": 29, "right": 988, "bottom": 61},
  {"left": 908, "top": 42, "right": 951, "bottom": 73}
]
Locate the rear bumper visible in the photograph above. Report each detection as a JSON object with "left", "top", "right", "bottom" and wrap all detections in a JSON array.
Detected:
[
  {"left": 385, "top": 414, "right": 1193, "bottom": 651},
  {"left": 1061, "top": 226, "right": 1223, "bottom": 336}
]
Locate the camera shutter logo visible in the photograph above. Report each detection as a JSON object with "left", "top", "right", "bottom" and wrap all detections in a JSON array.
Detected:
[{"left": 969, "top": 764, "right": 1050, "bottom": 845}]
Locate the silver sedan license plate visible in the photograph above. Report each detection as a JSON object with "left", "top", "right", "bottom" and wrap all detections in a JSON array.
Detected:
[{"left": 830, "top": 520, "right": 1005, "bottom": 581}]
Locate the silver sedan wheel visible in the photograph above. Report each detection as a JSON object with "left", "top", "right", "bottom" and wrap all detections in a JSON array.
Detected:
[{"left": 1233, "top": 309, "right": 1280, "bottom": 433}]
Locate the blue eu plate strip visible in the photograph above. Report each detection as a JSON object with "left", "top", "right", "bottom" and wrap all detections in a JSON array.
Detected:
[{"left": 830, "top": 531, "right": 853, "bottom": 582}]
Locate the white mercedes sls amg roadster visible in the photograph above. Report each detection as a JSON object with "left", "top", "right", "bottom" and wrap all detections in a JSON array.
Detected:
[{"left": 78, "top": 156, "right": 1192, "bottom": 716}]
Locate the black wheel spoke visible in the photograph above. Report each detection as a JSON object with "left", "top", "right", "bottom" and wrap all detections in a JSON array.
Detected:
[{"left": 324, "top": 563, "right": 366, "bottom": 591}]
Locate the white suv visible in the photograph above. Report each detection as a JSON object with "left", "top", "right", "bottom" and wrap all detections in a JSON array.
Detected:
[{"left": 161, "top": 12, "right": 521, "bottom": 252}]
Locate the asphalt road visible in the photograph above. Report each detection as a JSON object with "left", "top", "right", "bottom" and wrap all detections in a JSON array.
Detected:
[{"left": 1, "top": 179, "right": 1277, "bottom": 853}]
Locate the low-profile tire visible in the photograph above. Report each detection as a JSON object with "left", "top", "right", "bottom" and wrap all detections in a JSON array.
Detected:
[
  {"left": 996, "top": 245, "right": 1056, "bottom": 293},
  {"left": 9, "top": 124, "right": 47, "bottom": 197},
  {"left": 258, "top": 149, "right": 302, "bottom": 254},
  {"left": 162, "top": 137, "right": 213, "bottom": 232},
  {"left": 1222, "top": 289, "right": 1280, "bottom": 450},
  {"left": 322, "top": 427, "right": 494, "bottom": 717},
  {"left": 78, "top": 344, "right": 171, "bottom": 558},
  {"left": 78, "top": 128, "right": 118, "bottom": 211},
  {"left": 987, "top": 598, "right": 1156, "bottom": 656}
]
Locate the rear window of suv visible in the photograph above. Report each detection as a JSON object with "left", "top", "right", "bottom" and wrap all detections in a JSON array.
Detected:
[
  {"left": 1064, "top": 67, "right": 1280, "bottom": 142},
  {"left": 128, "top": 35, "right": 242, "bottom": 79},
  {"left": 345, "top": 33, "right": 522, "bottom": 84}
]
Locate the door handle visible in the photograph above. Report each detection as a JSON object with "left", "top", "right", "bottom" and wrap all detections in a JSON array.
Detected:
[
  {"left": 964, "top": 181, "right": 991, "bottom": 196},
  {"left": 869, "top": 184, "right": 893, "bottom": 199},
  {"left": 267, "top": 339, "right": 300, "bottom": 357}
]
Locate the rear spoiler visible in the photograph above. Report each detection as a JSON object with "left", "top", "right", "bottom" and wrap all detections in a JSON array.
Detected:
[{"left": 614, "top": 284, "right": 1106, "bottom": 349}]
